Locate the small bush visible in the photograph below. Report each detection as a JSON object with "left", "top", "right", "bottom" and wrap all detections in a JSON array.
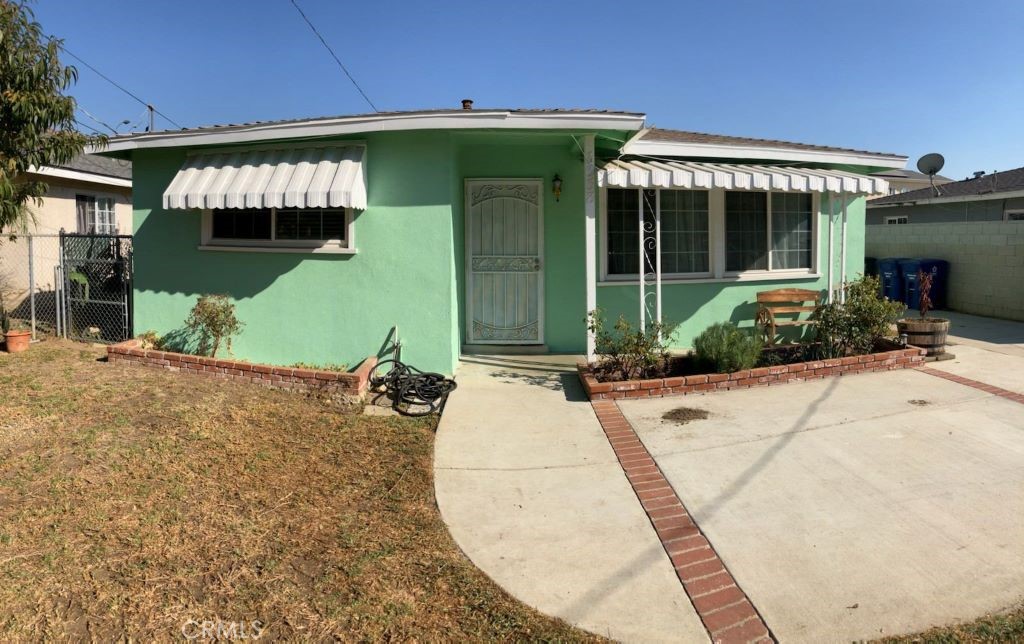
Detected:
[
  {"left": 692, "top": 322, "right": 762, "bottom": 373},
  {"left": 137, "top": 330, "right": 163, "bottom": 350},
  {"left": 184, "top": 294, "right": 244, "bottom": 358},
  {"left": 587, "top": 309, "right": 678, "bottom": 381},
  {"left": 814, "top": 275, "right": 904, "bottom": 358}
]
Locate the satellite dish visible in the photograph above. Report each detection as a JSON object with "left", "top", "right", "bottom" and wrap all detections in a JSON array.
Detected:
[
  {"left": 917, "top": 153, "right": 945, "bottom": 176},
  {"left": 916, "top": 153, "right": 945, "bottom": 196}
]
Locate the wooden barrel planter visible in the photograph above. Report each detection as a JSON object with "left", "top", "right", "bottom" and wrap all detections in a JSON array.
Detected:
[{"left": 896, "top": 318, "right": 950, "bottom": 356}]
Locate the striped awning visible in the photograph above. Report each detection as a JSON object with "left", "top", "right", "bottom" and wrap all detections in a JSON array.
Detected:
[
  {"left": 162, "top": 145, "right": 366, "bottom": 210},
  {"left": 598, "top": 159, "right": 887, "bottom": 195}
]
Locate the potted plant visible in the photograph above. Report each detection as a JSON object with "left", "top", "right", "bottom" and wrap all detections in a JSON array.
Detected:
[
  {"left": 896, "top": 270, "right": 951, "bottom": 357},
  {"left": 1, "top": 295, "right": 31, "bottom": 353}
]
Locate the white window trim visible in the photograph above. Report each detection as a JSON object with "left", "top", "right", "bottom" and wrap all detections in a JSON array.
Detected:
[
  {"left": 885, "top": 215, "right": 909, "bottom": 225},
  {"left": 723, "top": 191, "right": 818, "bottom": 277},
  {"left": 599, "top": 188, "right": 713, "bottom": 282},
  {"left": 599, "top": 187, "right": 818, "bottom": 283},
  {"left": 77, "top": 194, "right": 118, "bottom": 234},
  {"left": 199, "top": 207, "right": 356, "bottom": 254},
  {"left": 1004, "top": 209, "right": 1024, "bottom": 221}
]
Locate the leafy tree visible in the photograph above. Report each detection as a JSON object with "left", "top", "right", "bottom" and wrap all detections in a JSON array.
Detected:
[{"left": 0, "top": 1, "right": 99, "bottom": 232}]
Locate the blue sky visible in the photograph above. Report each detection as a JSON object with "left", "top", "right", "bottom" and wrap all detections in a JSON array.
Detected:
[{"left": 36, "top": 0, "right": 1024, "bottom": 179}]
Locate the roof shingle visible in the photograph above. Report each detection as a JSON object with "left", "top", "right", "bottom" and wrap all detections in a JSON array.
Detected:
[
  {"left": 869, "top": 166, "right": 1024, "bottom": 205},
  {"left": 638, "top": 127, "right": 901, "bottom": 159},
  {"left": 55, "top": 153, "right": 132, "bottom": 180}
]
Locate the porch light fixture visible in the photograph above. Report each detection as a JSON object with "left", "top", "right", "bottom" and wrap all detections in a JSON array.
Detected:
[{"left": 552, "top": 174, "right": 563, "bottom": 202}]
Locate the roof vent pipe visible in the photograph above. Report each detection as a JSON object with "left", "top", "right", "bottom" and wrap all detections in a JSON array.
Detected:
[
  {"left": 461, "top": 99, "right": 473, "bottom": 110},
  {"left": 973, "top": 171, "right": 985, "bottom": 179}
]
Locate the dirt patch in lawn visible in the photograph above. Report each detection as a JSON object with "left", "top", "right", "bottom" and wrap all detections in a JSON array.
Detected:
[
  {"left": 0, "top": 340, "right": 600, "bottom": 641},
  {"left": 662, "top": 406, "right": 710, "bottom": 425}
]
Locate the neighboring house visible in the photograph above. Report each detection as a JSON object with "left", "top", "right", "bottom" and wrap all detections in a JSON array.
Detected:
[
  {"left": 99, "top": 105, "right": 903, "bottom": 375},
  {"left": 868, "top": 168, "right": 951, "bottom": 199},
  {"left": 0, "top": 154, "right": 133, "bottom": 317},
  {"left": 6, "top": 154, "right": 134, "bottom": 235},
  {"left": 866, "top": 166, "right": 1024, "bottom": 224}
]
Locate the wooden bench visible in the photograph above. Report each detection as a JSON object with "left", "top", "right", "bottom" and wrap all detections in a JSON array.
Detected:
[{"left": 755, "top": 288, "right": 821, "bottom": 346}]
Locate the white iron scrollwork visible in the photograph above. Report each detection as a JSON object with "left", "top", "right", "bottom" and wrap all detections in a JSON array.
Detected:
[
  {"left": 472, "top": 320, "right": 539, "bottom": 341},
  {"left": 470, "top": 184, "right": 538, "bottom": 206}
]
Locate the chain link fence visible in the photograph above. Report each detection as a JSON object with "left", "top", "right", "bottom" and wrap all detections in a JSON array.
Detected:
[
  {"left": 0, "top": 234, "right": 63, "bottom": 339},
  {"left": 0, "top": 233, "right": 133, "bottom": 343}
]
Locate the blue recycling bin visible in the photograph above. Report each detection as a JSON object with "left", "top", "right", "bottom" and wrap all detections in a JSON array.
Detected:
[
  {"left": 918, "top": 258, "right": 950, "bottom": 310},
  {"left": 899, "top": 259, "right": 923, "bottom": 310},
  {"left": 877, "top": 258, "right": 904, "bottom": 302}
]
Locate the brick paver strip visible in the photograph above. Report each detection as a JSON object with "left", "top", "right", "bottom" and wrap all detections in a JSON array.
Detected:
[
  {"left": 920, "top": 367, "right": 1024, "bottom": 405},
  {"left": 591, "top": 400, "right": 775, "bottom": 643}
]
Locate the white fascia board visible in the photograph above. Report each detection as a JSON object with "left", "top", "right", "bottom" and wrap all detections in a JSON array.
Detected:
[
  {"left": 624, "top": 139, "right": 907, "bottom": 169},
  {"left": 100, "top": 111, "right": 647, "bottom": 153},
  {"left": 28, "top": 165, "right": 132, "bottom": 188},
  {"left": 867, "top": 188, "right": 1024, "bottom": 209}
]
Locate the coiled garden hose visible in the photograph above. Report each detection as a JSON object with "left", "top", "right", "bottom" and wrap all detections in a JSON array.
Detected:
[{"left": 370, "top": 359, "right": 457, "bottom": 417}]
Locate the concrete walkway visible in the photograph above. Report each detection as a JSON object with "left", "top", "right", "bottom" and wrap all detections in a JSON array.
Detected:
[
  {"left": 926, "top": 311, "right": 1024, "bottom": 394},
  {"left": 620, "top": 367, "right": 1024, "bottom": 642},
  {"left": 941, "top": 310, "right": 1024, "bottom": 352},
  {"left": 434, "top": 355, "right": 707, "bottom": 643}
]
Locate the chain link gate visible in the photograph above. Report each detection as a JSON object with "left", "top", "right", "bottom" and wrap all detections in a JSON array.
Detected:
[{"left": 58, "top": 232, "right": 134, "bottom": 343}]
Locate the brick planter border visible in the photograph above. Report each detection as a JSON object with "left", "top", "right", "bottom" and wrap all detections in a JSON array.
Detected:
[
  {"left": 592, "top": 400, "right": 774, "bottom": 643},
  {"left": 579, "top": 345, "right": 927, "bottom": 401},
  {"left": 107, "top": 339, "right": 377, "bottom": 401}
]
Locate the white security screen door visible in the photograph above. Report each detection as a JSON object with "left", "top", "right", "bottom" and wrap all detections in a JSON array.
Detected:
[{"left": 466, "top": 179, "right": 544, "bottom": 344}]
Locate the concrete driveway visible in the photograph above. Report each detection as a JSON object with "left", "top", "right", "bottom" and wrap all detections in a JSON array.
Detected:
[{"left": 619, "top": 366, "right": 1024, "bottom": 642}]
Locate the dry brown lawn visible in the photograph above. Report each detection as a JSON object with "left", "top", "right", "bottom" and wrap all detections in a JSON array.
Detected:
[{"left": 0, "top": 340, "right": 599, "bottom": 641}]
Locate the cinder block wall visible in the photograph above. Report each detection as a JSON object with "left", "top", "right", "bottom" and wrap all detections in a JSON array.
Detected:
[{"left": 865, "top": 221, "right": 1024, "bottom": 321}]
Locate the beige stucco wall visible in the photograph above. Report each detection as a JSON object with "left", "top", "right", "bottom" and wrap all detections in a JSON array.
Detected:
[{"left": 865, "top": 221, "right": 1024, "bottom": 321}]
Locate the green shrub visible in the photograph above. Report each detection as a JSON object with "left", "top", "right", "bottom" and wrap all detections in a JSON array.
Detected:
[
  {"left": 185, "top": 294, "right": 244, "bottom": 358},
  {"left": 692, "top": 322, "right": 762, "bottom": 373},
  {"left": 814, "top": 275, "right": 905, "bottom": 358},
  {"left": 587, "top": 309, "right": 678, "bottom": 381},
  {"left": 136, "top": 330, "right": 163, "bottom": 350}
]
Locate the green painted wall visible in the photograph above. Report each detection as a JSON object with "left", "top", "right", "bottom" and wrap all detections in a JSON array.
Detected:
[
  {"left": 130, "top": 125, "right": 871, "bottom": 374},
  {"left": 452, "top": 133, "right": 588, "bottom": 353},
  {"left": 594, "top": 194, "right": 867, "bottom": 348},
  {"left": 131, "top": 131, "right": 459, "bottom": 374}
]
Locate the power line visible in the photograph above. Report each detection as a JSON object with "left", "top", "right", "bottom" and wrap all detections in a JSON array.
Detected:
[
  {"left": 288, "top": 0, "right": 378, "bottom": 112},
  {"left": 77, "top": 105, "right": 118, "bottom": 134},
  {"left": 52, "top": 40, "right": 184, "bottom": 130},
  {"left": 73, "top": 118, "right": 104, "bottom": 135}
]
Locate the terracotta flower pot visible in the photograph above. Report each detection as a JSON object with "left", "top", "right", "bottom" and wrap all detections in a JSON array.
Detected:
[
  {"left": 3, "top": 329, "right": 31, "bottom": 353},
  {"left": 896, "top": 318, "right": 950, "bottom": 356}
]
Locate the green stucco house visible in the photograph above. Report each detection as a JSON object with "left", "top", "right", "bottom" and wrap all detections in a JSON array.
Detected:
[{"left": 101, "top": 105, "right": 906, "bottom": 375}]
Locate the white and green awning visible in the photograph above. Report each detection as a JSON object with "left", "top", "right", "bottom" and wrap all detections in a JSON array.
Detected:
[
  {"left": 598, "top": 159, "right": 887, "bottom": 194},
  {"left": 162, "top": 145, "right": 366, "bottom": 210}
]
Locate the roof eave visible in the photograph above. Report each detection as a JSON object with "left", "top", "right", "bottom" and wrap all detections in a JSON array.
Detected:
[
  {"left": 27, "top": 165, "right": 132, "bottom": 189},
  {"left": 97, "top": 111, "right": 647, "bottom": 154},
  {"left": 622, "top": 139, "right": 907, "bottom": 170}
]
